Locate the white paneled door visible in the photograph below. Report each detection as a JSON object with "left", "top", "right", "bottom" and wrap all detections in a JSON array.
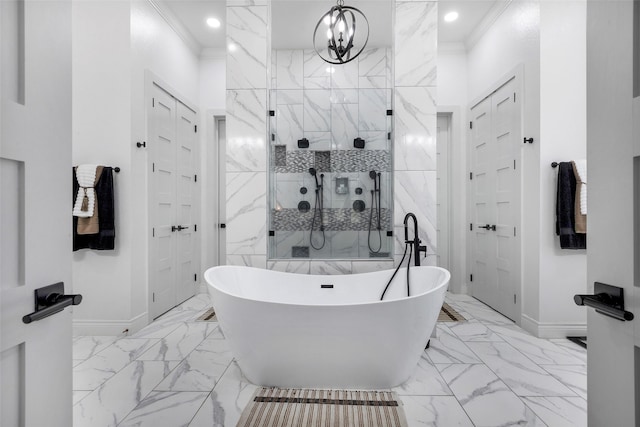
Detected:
[
  {"left": 1, "top": 1, "right": 73, "bottom": 426},
  {"left": 468, "top": 77, "right": 521, "bottom": 321},
  {"left": 149, "top": 83, "right": 199, "bottom": 319}
]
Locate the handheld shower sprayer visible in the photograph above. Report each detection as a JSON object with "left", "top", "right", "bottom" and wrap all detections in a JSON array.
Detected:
[
  {"left": 367, "top": 170, "right": 382, "bottom": 253},
  {"left": 309, "top": 167, "right": 325, "bottom": 250}
]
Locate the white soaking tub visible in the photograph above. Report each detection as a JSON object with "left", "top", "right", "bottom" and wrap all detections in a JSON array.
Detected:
[{"left": 204, "top": 265, "right": 450, "bottom": 389}]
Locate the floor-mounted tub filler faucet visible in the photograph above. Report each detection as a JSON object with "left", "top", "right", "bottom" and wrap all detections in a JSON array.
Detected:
[
  {"left": 380, "top": 212, "right": 428, "bottom": 301},
  {"left": 403, "top": 213, "right": 427, "bottom": 267}
]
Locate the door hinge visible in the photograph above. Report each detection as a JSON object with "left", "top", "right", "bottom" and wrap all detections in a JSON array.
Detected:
[
  {"left": 514, "top": 294, "right": 517, "bottom": 304},
  {"left": 514, "top": 159, "right": 516, "bottom": 169},
  {"left": 152, "top": 227, "right": 155, "bottom": 237},
  {"left": 152, "top": 292, "right": 155, "bottom": 302},
  {"left": 194, "top": 125, "right": 197, "bottom": 133},
  {"left": 194, "top": 274, "right": 197, "bottom": 282},
  {"left": 470, "top": 172, "right": 473, "bottom": 180},
  {"left": 194, "top": 174, "right": 197, "bottom": 183},
  {"left": 470, "top": 223, "right": 473, "bottom": 231},
  {"left": 514, "top": 227, "right": 517, "bottom": 236},
  {"left": 152, "top": 97, "right": 155, "bottom": 107},
  {"left": 470, "top": 274, "right": 473, "bottom": 282},
  {"left": 152, "top": 162, "right": 155, "bottom": 172},
  {"left": 514, "top": 92, "right": 516, "bottom": 103},
  {"left": 194, "top": 224, "right": 197, "bottom": 232},
  {"left": 469, "top": 121, "right": 473, "bottom": 129}
]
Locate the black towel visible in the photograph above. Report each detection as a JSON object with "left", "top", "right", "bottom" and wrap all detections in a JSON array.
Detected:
[
  {"left": 555, "top": 162, "right": 586, "bottom": 249},
  {"left": 73, "top": 167, "right": 116, "bottom": 251}
]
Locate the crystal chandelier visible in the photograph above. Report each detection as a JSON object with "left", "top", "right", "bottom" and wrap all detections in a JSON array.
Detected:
[{"left": 313, "top": 0, "right": 369, "bottom": 65}]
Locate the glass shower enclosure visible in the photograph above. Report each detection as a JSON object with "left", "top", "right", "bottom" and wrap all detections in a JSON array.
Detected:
[{"left": 268, "top": 48, "right": 393, "bottom": 260}]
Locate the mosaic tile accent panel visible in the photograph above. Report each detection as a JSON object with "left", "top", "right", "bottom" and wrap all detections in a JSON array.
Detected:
[
  {"left": 274, "top": 145, "right": 287, "bottom": 167},
  {"left": 273, "top": 149, "right": 391, "bottom": 173},
  {"left": 274, "top": 150, "right": 314, "bottom": 173},
  {"left": 314, "top": 151, "right": 331, "bottom": 172},
  {"left": 272, "top": 208, "right": 391, "bottom": 231},
  {"left": 330, "top": 150, "right": 391, "bottom": 173}
]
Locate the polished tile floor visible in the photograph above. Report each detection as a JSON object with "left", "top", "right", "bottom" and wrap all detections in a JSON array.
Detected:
[{"left": 72, "top": 293, "right": 587, "bottom": 427}]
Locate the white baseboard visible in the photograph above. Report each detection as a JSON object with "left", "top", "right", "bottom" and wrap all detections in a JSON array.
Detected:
[
  {"left": 520, "top": 314, "right": 587, "bottom": 339},
  {"left": 73, "top": 312, "right": 149, "bottom": 336}
]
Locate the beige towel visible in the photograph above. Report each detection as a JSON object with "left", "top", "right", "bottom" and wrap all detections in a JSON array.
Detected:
[
  {"left": 572, "top": 161, "right": 586, "bottom": 233},
  {"left": 77, "top": 166, "right": 104, "bottom": 235}
]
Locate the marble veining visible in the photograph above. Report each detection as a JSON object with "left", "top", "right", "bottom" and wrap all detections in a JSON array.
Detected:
[
  {"left": 226, "top": 90, "right": 267, "bottom": 172},
  {"left": 226, "top": 6, "right": 267, "bottom": 89},
  {"left": 225, "top": 172, "right": 267, "bottom": 255},
  {"left": 73, "top": 293, "right": 588, "bottom": 427},
  {"left": 72, "top": 336, "right": 118, "bottom": 360},
  {"left": 276, "top": 50, "right": 304, "bottom": 90},
  {"left": 303, "top": 89, "right": 331, "bottom": 132},
  {"left": 394, "top": 1, "right": 437, "bottom": 87},
  {"left": 394, "top": 87, "right": 437, "bottom": 171},
  {"left": 465, "top": 341, "right": 578, "bottom": 397}
]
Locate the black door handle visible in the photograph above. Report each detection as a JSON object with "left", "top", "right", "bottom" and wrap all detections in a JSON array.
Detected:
[
  {"left": 23, "top": 282, "right": 82, "bottom": 324},
  {"left": 176, "top": 225, "right": 189, "bottom": 231},
  {"left": 220, "top": 223, "right": 226, "bottom": 229},
  {"left": 478, "top": 224, "right": 496, "bottom": 231}
]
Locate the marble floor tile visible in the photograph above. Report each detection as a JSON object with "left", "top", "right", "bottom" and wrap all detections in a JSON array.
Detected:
[
  {"left": 155, "top": 339, "right": 234, "bottom": 391},
  {"left": 451, "top": 301, "right": 514, "bottom": 324},
  {"left": 73, "top": 338, "right": 158, "bottom": 391},
  {"left": 440, "top": 364, "right": 546, "bottom": 427},
  {"left": 426, "top": 324, "right": 482, "bottom": 364},
  {"left": 488, "top": 324, "right": 585, "bottom": 365},
  {"left": 174, "top": 294, "right": 212, "bottom": 312},
  {"left": 466, "top": 342, "right": 578, "bottom": 397},
  {"left": 189, "top": 361, "right": 259, "bottom": 427},
  {"left": 393, "top": 354, "right": 452, "bottom": 396},
  {"left": 138, "top": 322, "right": 220, "bottom": 361},
  {"left": 542, "top": 365, "right": 587, "bottom": 399},
  {"left": 447, "top": 321, "right": 505, "bottom": 342},
  {"left": 130, "top": 309, "right": 203, "bottom": 339},
  {"left": 550, "top": 339, "right": 588, "bottom": 365},
  {"left": 401, "top": 395, "right": 474, "bottom": 426},
  {"left": 73, "top": 360, "right": 178, "bottom": 427},
  {"left": 119, "top": 391, "right": 209, "bottom": 427},
  {"left": 522, "top": 396, "right": 588, "bottom": 427},
  {"left": 73, "top": 336, "right": 118, "bottom": 360}
]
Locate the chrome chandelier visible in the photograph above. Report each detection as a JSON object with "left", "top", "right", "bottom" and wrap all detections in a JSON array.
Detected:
[{"left": 313, "top": 0, "right": 369, "bottom": 65}]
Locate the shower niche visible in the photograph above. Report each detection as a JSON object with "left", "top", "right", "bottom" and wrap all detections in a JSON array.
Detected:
[{"left": 268, "top": 47, "right": 393, "bottom": 260}]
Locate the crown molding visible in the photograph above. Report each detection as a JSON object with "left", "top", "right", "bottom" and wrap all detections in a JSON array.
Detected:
[
  {"left": 465, "top": 0, "right": 513, "bottom": 51},
  {"left": 147, "top": 0, "right": 202, "bottom": 56}
]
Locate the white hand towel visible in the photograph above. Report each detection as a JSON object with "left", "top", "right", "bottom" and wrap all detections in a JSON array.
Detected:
[
  {"left": 574, "top": 159, "right": 587, "bottom": 215},
  {"left": 73, "top": 164, "right": 98, "bottom": 218}
]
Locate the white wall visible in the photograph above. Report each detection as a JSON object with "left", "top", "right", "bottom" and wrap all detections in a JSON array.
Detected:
[
  {"left": 72, "top": 1, "right": 133, "bottom": 329},
  {"left": 437, "top": 43, "right": 468, "bottom": 293},
  {"left": 538, "top": 0, "right": 587, "bottom": 335},
  {"left": 72, "top": 0, "right": 200, "bottom": 335}
]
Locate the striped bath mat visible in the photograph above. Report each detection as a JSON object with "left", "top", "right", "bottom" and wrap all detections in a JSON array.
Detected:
[
  {"left": 438, "top": 303, "right": 465, "bottom": 322},
  {"left": 238, "top": 388, "right": 408, "bottom": 427}
]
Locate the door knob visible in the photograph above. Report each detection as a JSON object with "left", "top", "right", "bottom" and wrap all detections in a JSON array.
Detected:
[{"left": 176, "top": 225, "right": 189, "bottom": 231}]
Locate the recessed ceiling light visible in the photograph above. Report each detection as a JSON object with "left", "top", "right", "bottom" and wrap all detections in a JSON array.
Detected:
[
  {"left": 444, "top": 11, "right": 459, "bottom": 22},
  {"left": 206, "top": 17, "right": 221, "bottom": 28}
]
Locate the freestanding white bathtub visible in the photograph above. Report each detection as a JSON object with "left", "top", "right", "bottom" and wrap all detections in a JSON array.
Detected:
[{"left": 204, "top": 265, "right": 450, "bottom": 389}]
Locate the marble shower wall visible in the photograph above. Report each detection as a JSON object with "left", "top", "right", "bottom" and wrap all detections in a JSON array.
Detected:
[
  {"left": 269, "top": 46, "right": 394, "bottom": 260},
  {"left": 225, "top": 0, "right": 437, "bottom": 271}
]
